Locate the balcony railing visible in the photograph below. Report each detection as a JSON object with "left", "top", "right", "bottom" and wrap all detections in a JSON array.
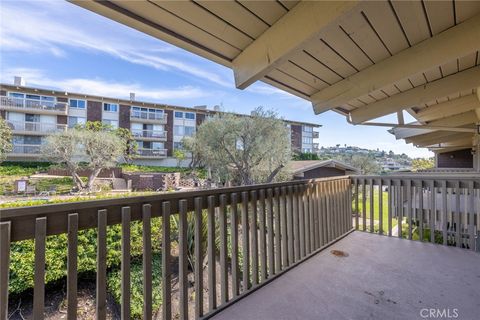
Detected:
[
  {"left": 312, "top": 131, "right": 319, "bottom": 139},
  {"left": 7, "top": 120, "right": 67, "bottom": 133},
  {"left": 131, "top": 110, "right": 166, "bottom": 121},
  {"left": 0, "top": 176, "right": 352, "bottom": 319},
  {"left": 11, "top": 144, "right": 42, "bottom": 154},
  {"left": 1, "top": 174, "right": 478, "bottom": 319},
  {"left": 0, "top": 96, "right": 68, "bottom": 112},
  {"left": 351, "top": 174, "right": 479, "bottom": 250},
  {"left": 132, "top": 129, "right": 167, "bottom": 139},
  {"left": 137, "top": 148, "right": 168, "bottom": 157}
]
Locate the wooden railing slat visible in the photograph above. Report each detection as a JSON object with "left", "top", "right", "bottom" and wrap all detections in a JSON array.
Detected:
[
  {"left": 162, "top": 202, "right": 172, "bottom": 320},
  {"left": 442, "top": 182, "right": 448, "bottom": 246},
  {"left": 142, "top": 204, "right": 153, "bottom": 320},
  {"left": 418, "top": 183, "right": 424, "bottom": 241},
  {"left": 207, "top": 195, "right": 217, "bottom": 308},
  {"left": 219, "top": 194, "right": 229, "bottom": 303},
  {"left": 241, "top": 191, "right": 250, "bottom": 291},
  {"left": 0, "top": 222, "right": 11, "bottom": 320},
  {"left": 178, "top": 200, "right": 188, "bottom": 320},
  {"left": 286, "top": 186, "right": 294, "bottom": 265},
  {"left": 230, "top": 193, "right": 240, "bottom": 297},
  {"left": 96, "top": 210, "right": 107, "bottom": 320},
  {"left": 293, "top": 186, "right": 300, "bottom": 263},
  {"left": 250, "top": 190, "right": 259, "bottom": 286},
  {"left": 354, "top": 179, "right": 359, "bottom": 230},
  {"left": 298, "top": 186, "right": 305, "bottom": 258},
  {"left": 387, "top": 180, "right": 392, "bottom": 236},
  {"left": 362, "top": 180, "right": 367, "bottom": 232},
  {"left": 406, "top": 180, "right": 412, "bottom": 240},
  {"left": 67, "top": 214, "right": 78, "bottom": 320},
  {"left": 280, "top": 187, "right": 288, "bottom": 269},
  {"left": 429, "top": 181, "right": 436, "bottom": 243},
  {"left": 266, "top": 189, "right": 275, "bottom": 277},
  {"left": 258, "top": 189, "right": 267, "bottom": 282},
  {"left": 273, "top": 188, "right": 281, "bottom": 274},
  {"left": 194, "top": 197, "right": 204, "bottom": 317},
  {"left": 455, "top": 182, "right": 461, "bottom": 247},
  {"left": 468, "top": 181, "right": 475, "bottom": 251},
  {"left": 397, "top": 181, "right": 403, "bottom": 239},
  {"left": 378, "top": 179, "right": 383, "bottom": 235},
  {"left": 121, "top": 208, "right": 131, "bottom": 320}
]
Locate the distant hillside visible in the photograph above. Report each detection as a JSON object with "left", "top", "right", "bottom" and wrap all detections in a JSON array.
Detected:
[{"left": 317, "top": 145, "right": 413, "bottom": 173}]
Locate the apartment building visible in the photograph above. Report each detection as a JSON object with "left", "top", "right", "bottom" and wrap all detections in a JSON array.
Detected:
[{"left": 0, "top": 78, "right": 320, "bottom": 166}]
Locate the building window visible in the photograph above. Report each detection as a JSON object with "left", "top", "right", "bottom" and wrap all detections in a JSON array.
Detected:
[
  {"left": 70, "top": 99, "right": 86, "bottom": 109},
  {"left": 174, "top": 125, "right": 184, "bottom": 136},
  {"left": 25, "top": 114, "right": 40, "bottom": 123},
  {"left": 303, "top": 126, "right": 313, "bottom": 132},
  {"left": 184, "top": 126, "right": 195, "bottom": 136},
  {"left": 185, "top": 112, "right": 195, "bottom": 120},
  {"left": 175, "top": 111, "right": 183, "bottom": 118},
  {"left": 102, "top": 119, "right": 118, "bottom": 128},
  {"left": 302, "top": 137, "right": 313, "bottom": 144},
  {"left": 103, "top": 103, "right": 118, "bottom": 112},
  {"left": 174, "top": 142, "right": 183, "bottom": 150},
  {"left": 68, "top": 116, "right": 86, "bottom": 128}
]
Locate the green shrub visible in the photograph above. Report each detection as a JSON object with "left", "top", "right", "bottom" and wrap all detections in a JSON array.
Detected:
[
  {"left": 107, "top": 254, "right": 163, "bottom": 319},
  {"left": 0, "top": 161, "right": 52, "bottom": 176},
  {"left": 120, "top": 164, "right": 206, "bottom": 179},
  {"left": 9, "top": 218, "right": 163, "bottom": 294}
]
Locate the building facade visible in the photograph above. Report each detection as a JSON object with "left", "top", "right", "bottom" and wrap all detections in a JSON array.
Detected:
[{"left": 1, "top": 79, "right": 320, "bottom": 166}]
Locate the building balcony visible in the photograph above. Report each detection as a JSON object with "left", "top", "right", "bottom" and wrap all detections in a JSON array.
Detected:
[
  {"left": 1, "top": 175, "right": 479, "bottom": 319},
  {"left": 132, "top": 129, "right": 167, "bottom": 141},
  {"left": 9, "top": 144, "right": 42, "bottom": 157},
  {"left": 130, "top": 110, "right": 167, "bottom": 124},
  {"left": 312, "top": 131, "right": 319, "bottom": 138},
  {"left": 136, "top": 148, "right": 167, "bottom": 158},
  {"left": 7, "top": 120, "right": 67, "bottom": 135},
  {"left": 0, "top": 96, "right": 68, "bottom": 115}
]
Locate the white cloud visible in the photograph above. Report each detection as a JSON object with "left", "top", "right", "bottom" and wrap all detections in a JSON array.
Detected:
[
  {"left": 1, "top": 68, "right": 210, "bottom": 101},
  {"left": 0, "top": 0, "right": 232, "bottom": 87}
]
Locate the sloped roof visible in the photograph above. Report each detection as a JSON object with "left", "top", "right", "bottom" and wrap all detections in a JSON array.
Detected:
[{"left": 288, "top": 160, "right": 360, "bottom": 175}]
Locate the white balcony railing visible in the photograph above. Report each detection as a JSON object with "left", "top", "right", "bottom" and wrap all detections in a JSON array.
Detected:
[
  {"left": 11, "top": 144, "right": 42, "bottom": 154},
  {"left": 132, "top": 129, "right": 167, "bottom": 139},
  {"left": 7, "top": 121, "right": 67, "bottom": 133},
  {"left": 137, "top": 148, "right": 167, "bottom": 157},
  {"left": 130, "top": 110, "right": 165, "bottom": 121},
  {"left": 0, "top": 96, "right": 68, "bottom": 112}
]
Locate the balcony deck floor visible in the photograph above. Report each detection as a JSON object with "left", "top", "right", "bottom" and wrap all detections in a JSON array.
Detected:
[{"left": 212, "top": 231, "right": 480, "bottom": 320}]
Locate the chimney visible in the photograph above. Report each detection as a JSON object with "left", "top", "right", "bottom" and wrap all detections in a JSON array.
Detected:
[
  {"left": 130, "top": 92, "right": 136, "bottom": 101},
  {"left": 14, "top": 76, "right": 25, "bottom": 86}
]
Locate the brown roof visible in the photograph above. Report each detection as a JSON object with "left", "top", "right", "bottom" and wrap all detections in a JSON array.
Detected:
[{"left": 288, "top": 160, "right": 360, "bottom": 175}]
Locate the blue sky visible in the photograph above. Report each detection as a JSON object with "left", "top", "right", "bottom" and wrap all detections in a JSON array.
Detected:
[{"left": 0, "top": 0, "right": 432, "bottom": 158}]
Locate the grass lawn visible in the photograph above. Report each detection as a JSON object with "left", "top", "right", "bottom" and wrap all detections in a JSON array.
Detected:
[{"left": 354, "top": 188, "right": 398, "bottom": 233}]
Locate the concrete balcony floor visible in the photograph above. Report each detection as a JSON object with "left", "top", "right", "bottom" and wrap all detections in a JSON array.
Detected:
[{"left": 212, "top": 232, "right": 480, "bottom": 320}]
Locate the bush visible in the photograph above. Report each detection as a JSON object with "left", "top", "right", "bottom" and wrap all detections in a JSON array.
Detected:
[
  {"left": 107, "top": 254, "right": 163, "bottom": 319},
  {"left": 120, "top": 164, "right": 207, "bottom": 179},
  {"left": 9, "top": 218, "right": 163, "bottom": 294},
  {"left": 292, "top": 153, "right": 319, "bottom": 161},
  {"left": 0, "top": 161, "right": 52, "bottom": 176}
]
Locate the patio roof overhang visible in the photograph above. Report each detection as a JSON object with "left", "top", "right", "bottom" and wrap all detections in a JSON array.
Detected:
[{"left": 71, "top": 0, "right": 480, "bottom": 153}]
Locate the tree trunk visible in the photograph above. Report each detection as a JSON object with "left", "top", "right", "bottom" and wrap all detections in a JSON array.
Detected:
[
  {"left": 86, "top": 167, "right": 102, "bottom": 192},
  {"left": 70, "top": 170, "right": 85, "bottom": 191},
  {"left": 266, "top": 164, "right": 285, "bottom": 183}
]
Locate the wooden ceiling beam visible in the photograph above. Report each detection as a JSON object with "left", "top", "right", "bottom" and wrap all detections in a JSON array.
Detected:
[
  {"left": 349, "top": 66, "right": 480, "bottom": 124},
  {"left": 232, "top": 1, "right": 360, "bottom": 89},
  {"left": 415, "top": 94, "right": 480, "bottom": 122},
  {"left": 311, "top": 13, "right": 480, "bottom": 113},
  {"left": 413, "top": 133, "right": 473, "bottom": 147}
]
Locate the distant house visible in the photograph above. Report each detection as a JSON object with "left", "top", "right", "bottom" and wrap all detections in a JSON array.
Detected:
[{"left": 289, "top": 160, "right": 360, "bottom": 180}]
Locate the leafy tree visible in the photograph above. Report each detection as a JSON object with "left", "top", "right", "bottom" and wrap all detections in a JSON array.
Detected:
[
  {"left": 173, "top": 148, "right": 187, "bottom": 167},
  {"left": 349, "top": 155, "right": 381, "bottom": 175},
  {"left": 42, "top": 123, "right": 125, "bottom": 192},
  {"left": 411, "top": 158, "right": 434, "bottom": 171},
  {"left": 0, "top": 117, "right": 13, "bottom": 163},
  {"left": 191, "top": 107, "right": 291, "bottom": 185},
  {"left": 182, "top": 136, "right": 204, "bottom": 169}
]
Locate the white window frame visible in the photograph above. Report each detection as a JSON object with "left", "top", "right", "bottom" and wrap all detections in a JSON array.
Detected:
[
  {"left": 103, "top": 102, "right": 118, "bottom": 113},
  {"left": 69, "top": 98, "right": 86, "bottom": 109}
]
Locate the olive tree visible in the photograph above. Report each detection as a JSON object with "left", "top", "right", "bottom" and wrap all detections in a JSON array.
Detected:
[
  {"left": 0, "top": 118, "right": 12, "bottom": 163},
  {"left": 42, "top": 124, "right": 125, "bottom": 192},
  {"left": 189, "top": 107, "right": 291, "bottom": 185}
]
